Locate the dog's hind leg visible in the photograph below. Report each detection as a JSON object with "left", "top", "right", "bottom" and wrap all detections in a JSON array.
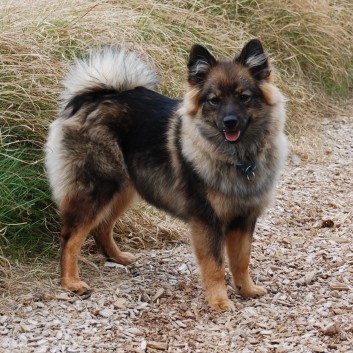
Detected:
[
  {"left": 92, "top": 185, "right": 138, "bottom": 265},
  {"left": 60, "top": 194, "right": 107, "bottom": 295},
  {"left": 226, "top": 220, "right": 267, "bottom": 298},
  {"left": 190, "top": 219, "right": 234, "bottom": 311}
]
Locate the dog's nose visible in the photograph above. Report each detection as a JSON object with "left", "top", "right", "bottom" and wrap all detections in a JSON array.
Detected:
[{"left": 223, "top": 115, "right": 239, "bottom": 130}]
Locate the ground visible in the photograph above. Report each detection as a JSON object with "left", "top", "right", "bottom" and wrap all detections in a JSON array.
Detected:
[{"left": 0, "top": 115, "right": 352, "bottom": 353}]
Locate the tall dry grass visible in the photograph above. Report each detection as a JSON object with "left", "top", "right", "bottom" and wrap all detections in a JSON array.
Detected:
[{"left": 0, "top": 0, "right": 352, "bottom": 267}]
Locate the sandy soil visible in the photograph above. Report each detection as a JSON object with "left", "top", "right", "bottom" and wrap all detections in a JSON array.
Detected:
[{"left": 0, "top": 115, "right": 352, "bottom": 353}]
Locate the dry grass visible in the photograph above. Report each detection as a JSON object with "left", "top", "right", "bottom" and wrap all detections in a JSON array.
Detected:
[
  {"left": 0, "top": 0, "right": 352, "bottom": 273},
  {"left": 0, "top": 228, "right": 11, "bottom": 290}
]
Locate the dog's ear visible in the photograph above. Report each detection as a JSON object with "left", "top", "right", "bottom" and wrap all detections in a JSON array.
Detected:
[
  {"left": 236, "top": 39, "right": 271, "bottom": 80},
  {"left": 187, "top": 44, "right": 217, "bottom": 86}
]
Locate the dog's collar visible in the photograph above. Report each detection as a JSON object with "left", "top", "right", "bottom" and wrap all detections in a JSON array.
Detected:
[{"left": 236, "top": 162, "right": 256, "bottom": 181}]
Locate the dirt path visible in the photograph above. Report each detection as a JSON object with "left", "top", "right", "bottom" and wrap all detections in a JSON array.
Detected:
[{"left": 1, "top": 115, "right": 352, "bottom": 353}]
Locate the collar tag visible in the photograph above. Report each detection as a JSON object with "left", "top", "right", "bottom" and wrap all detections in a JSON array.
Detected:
[{"left": 236, "top": 162, "right": 256, "bottom": 181}]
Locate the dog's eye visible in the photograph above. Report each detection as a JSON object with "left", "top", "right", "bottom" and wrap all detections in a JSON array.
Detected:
[
  {"left": 208, "top": 96, "right": 221, "bottom": 105},
  {"left": 239, "top": 93, "right": 252, "bottom": 103}
]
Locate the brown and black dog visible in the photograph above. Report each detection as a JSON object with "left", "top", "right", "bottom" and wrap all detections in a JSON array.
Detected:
[{"left": 45, "top": 39, "right": 287, "bottom": 310}]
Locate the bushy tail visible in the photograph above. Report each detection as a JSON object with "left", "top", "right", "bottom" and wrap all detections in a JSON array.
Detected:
[{"left": 60, "top": 46, "right": 159, "bottom": 105}]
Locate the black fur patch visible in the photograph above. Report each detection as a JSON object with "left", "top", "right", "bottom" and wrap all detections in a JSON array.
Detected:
[
  {"left": 227, "top": 216, "right": 257, "bottom": 235},
  {"left": 65, "top": 89, "right": 119, "bottom": 117}
]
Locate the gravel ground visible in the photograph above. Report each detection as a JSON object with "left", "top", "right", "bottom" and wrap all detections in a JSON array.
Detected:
[{"left": 1, "top": 115, "right": 352, "bottom": 353}]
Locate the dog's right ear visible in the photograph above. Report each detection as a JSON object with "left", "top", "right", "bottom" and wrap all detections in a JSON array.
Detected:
[{"left": 187, "top": 44, "right": 216, "bottom": 86}]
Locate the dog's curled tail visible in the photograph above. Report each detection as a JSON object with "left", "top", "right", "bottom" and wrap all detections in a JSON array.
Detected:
[{"left": 60, "top": 46, "right": 159, "bottom": 105}]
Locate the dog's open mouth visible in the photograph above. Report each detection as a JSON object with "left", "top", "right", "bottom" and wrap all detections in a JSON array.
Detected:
[{"left": 224, "top": 130, "right": 240, "bottom": 142}]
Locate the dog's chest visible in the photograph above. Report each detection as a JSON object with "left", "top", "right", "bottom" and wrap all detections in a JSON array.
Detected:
[{"left": 206, "top": 186, "right": 265, "bottom": 223}]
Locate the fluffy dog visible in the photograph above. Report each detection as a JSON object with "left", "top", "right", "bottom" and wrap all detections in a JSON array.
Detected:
[{"left": 45, "top": 39, "right": 287, "bottom": 310}]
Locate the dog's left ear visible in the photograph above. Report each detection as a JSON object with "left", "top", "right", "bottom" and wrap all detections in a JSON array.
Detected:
[
  {"left": 236, "top": 39, "right": 271, "bottom": 81},
  {"left": 187, "top": 44, "right": 217, "bottom": 86}
]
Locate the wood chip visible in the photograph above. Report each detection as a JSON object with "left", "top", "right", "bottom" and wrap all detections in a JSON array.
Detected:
[
  {"left": 147, "top": 341, "right": 168, "bottom": 350},
  {"left": 98, "top": 309, "right": 113, "bottom": 318},
  {"left": 140, "top": 340, "right": 147, "bottom": 350},
  {"left": 114, "top": 298, "right": 127, "bottom": 309},
  {"left": 322, "top": 322, "right": 339, "bottom": 336},
  {"left": 329, "top": 283, "right": 350, "bottom": 291},
  {"left": 152, "top": 288, "right": 165, "bottom": 302},
  {"left": 305, "top": 270, "right": 316, "bottom": 284},
  {"left": 104, "top": 262, "right": 126, "bottom": 269},
  {"left": 329, "top": 237, "right": 350, "bottom": 244}
]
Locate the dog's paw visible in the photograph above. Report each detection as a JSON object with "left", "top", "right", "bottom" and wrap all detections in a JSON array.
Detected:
[
  {"left": 62, "top": 279, "right": 92, "bottom": 296},
  {"left": 238, "top": 284, "right": 267, "bottom": 298},
  {"left": 208, "top": 297, "right": 235, "bottom": 311},
  {"left": 114, "top": 251, "right": 136, "bottom": 266},
  {"left": 120, "top": 251, "right": 136, "bottom": 265}
]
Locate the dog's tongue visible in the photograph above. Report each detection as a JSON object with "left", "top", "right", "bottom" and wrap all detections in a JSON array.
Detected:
[{"left": 224, "top": 130, "right": 240, "bottom": 142}]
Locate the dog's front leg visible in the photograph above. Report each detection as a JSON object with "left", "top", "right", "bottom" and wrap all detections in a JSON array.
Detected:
[
  {"left": 190, "top": 219, "right": 234, "bottom": 311},
  {"left": 226, "top": 219, "right": 267, "bottom": 298}
]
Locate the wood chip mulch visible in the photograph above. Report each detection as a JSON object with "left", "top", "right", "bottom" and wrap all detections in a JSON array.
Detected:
[{"left": 1, "top": 116, "right": 352, "bottom": 352}]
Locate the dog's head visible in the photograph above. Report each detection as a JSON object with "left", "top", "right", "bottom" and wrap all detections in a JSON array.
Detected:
[{"left": 185, "top": 39, "right": 282, "bottom": 155}]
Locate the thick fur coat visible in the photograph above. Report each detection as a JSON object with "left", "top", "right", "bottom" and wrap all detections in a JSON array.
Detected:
[{"left": 45, "top": 39, "right": 287, "bottom": 310}]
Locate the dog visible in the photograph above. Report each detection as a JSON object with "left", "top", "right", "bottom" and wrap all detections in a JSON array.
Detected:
[{"left": 45, "top": 39, "right": 287, "bottom": 310}]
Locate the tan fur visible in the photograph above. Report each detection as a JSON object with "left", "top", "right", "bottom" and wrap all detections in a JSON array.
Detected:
[
  {"left": 226, "top": 230, "right": 267, "bottom": 298},
  {"left": 60, "top": 186, "right": 138, "bottom": 295},
  {"left": 207, "top": 188, "right": 263, "bottom": 223},
  {"left": 92, "top": 185, "right": 138, "bottom": 265},
  {"left": 190, "top": 220, "right": 234, "bottom": 310}
]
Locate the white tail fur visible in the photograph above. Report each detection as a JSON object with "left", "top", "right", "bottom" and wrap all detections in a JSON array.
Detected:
[{"left": 60, "top": 46, "right": 159, "bottom": 105}]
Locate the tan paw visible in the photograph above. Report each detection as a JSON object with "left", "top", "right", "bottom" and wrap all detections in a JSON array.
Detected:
[
  {"left": 238, "top": 284, "right": 267, "bottom": 298},
  {"left": 208, "top": 297, "right": 235, "bottom": 311},
  {"left": 62, "top": 279, "right": 91, "bottom": 296},
  {"left": 114, "top": 251, "right": 136, "bottom": 266}
]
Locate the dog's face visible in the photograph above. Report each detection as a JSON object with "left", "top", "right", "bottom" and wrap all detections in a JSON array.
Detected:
[{"left": 186, "top": 39, "right": 275, "bottom": 153}]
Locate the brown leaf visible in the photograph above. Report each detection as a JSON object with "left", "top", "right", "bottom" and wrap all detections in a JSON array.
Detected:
[
  {"left": 322, "top": 323, "right": 339, "bottom": 336},
  {"left": 321, "top": 219, "right": 334, "bottom": 228}
]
